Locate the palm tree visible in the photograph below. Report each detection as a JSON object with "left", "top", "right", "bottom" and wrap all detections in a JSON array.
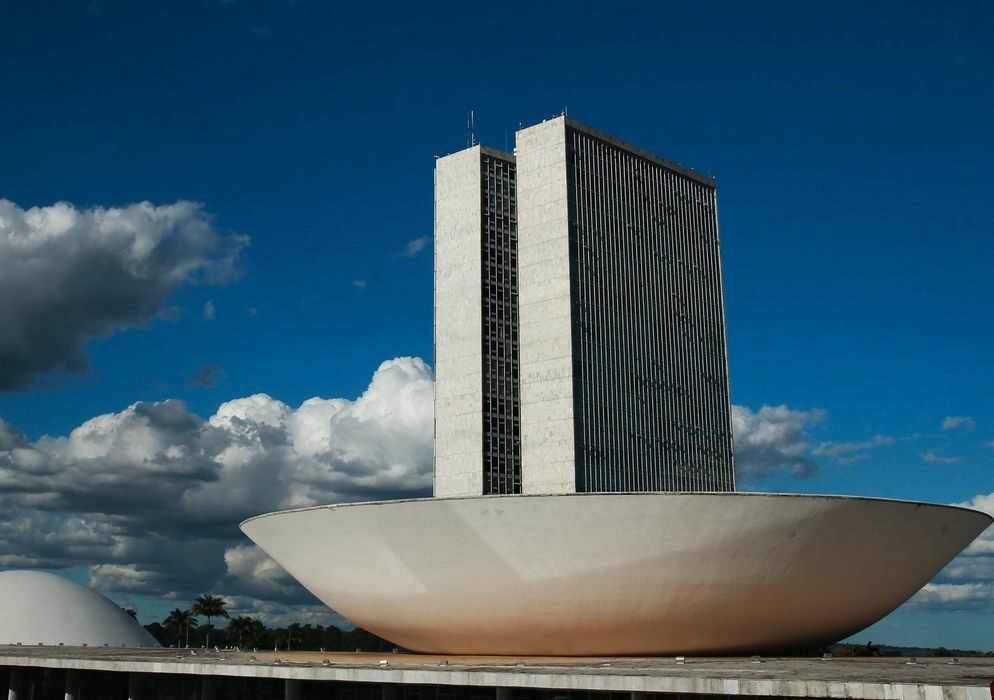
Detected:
[
  {"left": 226, "top": 616, "right": 264, "bottom": 650},
  {"left": 164, "top": 608, "right": 198, "bottom": 648},
  {"left": 191, "top": 594, "right": 229, "bottom": 648}
]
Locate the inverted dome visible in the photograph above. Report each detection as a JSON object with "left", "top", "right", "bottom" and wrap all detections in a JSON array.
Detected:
[
  {"left": 0, "top": 570, "right": 159, "bottom": 647},
  {"left": 243, "top": 492, "right": 991, "bottom": 655}
]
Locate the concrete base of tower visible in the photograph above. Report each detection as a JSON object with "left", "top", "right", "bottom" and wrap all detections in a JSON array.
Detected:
[{"left": 240, "top": 492, "right": 990, "bottom": 656}]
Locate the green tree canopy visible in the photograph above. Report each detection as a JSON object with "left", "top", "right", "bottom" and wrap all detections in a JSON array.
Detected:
[
  {"left": 164, "top": 608, "right": 198, "bottom": 648},
  {"left": 227, "top": 616, "right": 265, "bottom": 650},
  {"left": 191, "top": 595, "right": 229, "bottom": 648}
]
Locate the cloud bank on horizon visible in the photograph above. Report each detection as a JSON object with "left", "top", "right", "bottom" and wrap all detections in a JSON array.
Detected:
[
  {"left": 0, "top": 354, "right": 991, "bottom": 625},
  {"left": 0, "top": 356, "right": 433, "bottom": 618},
  {"left": 0, "top": 199, "right": 247, "bottom": 393}
]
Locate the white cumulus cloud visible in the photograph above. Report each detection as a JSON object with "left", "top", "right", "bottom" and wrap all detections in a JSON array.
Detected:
[
  {"left": 731, "top": 404, "right": 825, "bottom": 481},
  {"left": 224, "top": 544, "right": 301, "bottom": 601},
  {"left": 811, "top": 434, "right": 895, "bottom": 465},
  {"left": 398, "top": 236, "right": 429, "bottom": 258},
  {"left": 0, "top": 357, "right": 433, "bottom": 607},
  {"left": 922, "top": 451, "right": 960, "bottom": 464},
  {"left": 942, "top": 416, "right": 976, "bottom": 431},
  {"left": 911, "top": 582, "right": 994, "bottom": 608},
  {"left": 0, "top": 199, "right": 247, "bottom": 392}
]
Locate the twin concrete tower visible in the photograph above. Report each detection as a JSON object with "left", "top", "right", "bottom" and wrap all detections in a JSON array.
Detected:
[{"left": 434, "top": 116, "right": 735, "bottom": 497}]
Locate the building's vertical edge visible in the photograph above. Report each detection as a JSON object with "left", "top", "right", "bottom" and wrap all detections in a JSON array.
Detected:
[
  {"left": 516, "top": 117, "right": 577, "bottom": 494},
  {"left": 433, "top": 162, "right": 438, "bottom": 491},
  {"left": 712, "top": 189, "right": 737, "bottom": 491},
  {"left": 564, "top": 124, "right": 585, "bottom": 493},
  {"left": 433, "top": 146, "right": 484, "bottom": 497}
]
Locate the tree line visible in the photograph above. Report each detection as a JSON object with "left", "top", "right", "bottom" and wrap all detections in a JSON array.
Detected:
[{"left": 141, "top": 594, "right": 395, "bottom": 652}]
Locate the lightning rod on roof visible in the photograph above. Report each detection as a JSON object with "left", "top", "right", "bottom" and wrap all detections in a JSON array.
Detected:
[{"left": 467, "top": 110, "right": 476, "bottom": 148}]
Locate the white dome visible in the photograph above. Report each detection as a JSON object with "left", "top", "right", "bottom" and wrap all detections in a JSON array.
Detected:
[{"left": 0, "top": 570, "right": 159, "bottom": 647}]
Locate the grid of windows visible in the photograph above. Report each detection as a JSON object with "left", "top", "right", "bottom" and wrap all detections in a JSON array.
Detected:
[
  {"left": 480, "top": 153, "right": 521, "bottom": 494},
  {"left": 566, "top": 127, "right": 735, "bottom": 492}
]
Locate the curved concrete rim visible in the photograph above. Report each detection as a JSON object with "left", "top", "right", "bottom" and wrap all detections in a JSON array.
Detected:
[{"left": 241, "top": 491, "right": 993, "bottom": 528}]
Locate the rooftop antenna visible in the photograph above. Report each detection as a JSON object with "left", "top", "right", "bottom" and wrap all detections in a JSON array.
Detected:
[{"left": 467, "top": 110, "right": 476, "bottom": 148}]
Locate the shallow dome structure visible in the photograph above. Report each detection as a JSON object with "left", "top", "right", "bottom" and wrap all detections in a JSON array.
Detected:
[
  {"left": 0, "top": 570, "right": 159, "bottom": 647},
  {"left": 243, "top": 492, "right": 990, "bottom": 656}
]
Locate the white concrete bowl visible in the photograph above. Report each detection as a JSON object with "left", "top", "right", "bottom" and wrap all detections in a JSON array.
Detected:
[{"left": 241, "top": 493, "right": 990, "bottom": 656}]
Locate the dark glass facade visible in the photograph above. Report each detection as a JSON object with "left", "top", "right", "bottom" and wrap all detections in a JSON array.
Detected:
[
  {"left": 565, "top": 125, "right": 736, "bottom": 492},
  {"left": 480, "top": 151, "right": 521, "bottom": 494}
]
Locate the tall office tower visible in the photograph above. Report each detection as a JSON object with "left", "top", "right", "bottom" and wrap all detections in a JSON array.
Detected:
[
  {"left": 434, "top": 145, "right": 521, "bottom": 497},
  {"left": 515, "top": 117, "right": 735, "bottom": 494},
  {"left": 434, "top": 117, "right": 735, "bottom": 498}
]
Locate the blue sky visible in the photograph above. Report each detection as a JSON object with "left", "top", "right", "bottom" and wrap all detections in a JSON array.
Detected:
[{"left": 0, "top": 0, "right": 991, "bottom": 649}]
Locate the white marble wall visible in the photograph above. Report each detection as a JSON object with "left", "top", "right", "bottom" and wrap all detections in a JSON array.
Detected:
[
  {"left": 433, "top": 147, "right": 484, "bottom": 497},
  {"left": 515, "top": 117, "right": 577, "bottom": 494}
]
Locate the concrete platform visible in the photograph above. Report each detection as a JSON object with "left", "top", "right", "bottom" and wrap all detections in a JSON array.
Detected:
[{"left": 1, "top": 646, "right": 992, "bottom": 700}]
